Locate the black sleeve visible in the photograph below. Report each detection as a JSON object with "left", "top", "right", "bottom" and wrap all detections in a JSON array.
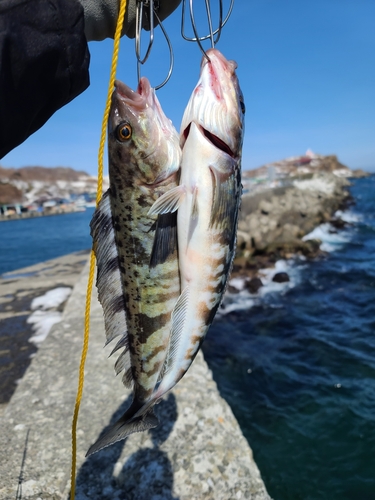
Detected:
[{"left": 0, "top": 0, "right": 90, "bottom": 158}]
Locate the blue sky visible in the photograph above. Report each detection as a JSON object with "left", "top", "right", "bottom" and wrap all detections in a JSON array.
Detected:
[{"left": 2, "top": 0, "right": 375, "bottom": 174}]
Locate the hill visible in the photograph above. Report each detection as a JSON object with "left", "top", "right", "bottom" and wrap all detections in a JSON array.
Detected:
[{"left": 0, "top": 165, "right": 105, "bottom": 205}]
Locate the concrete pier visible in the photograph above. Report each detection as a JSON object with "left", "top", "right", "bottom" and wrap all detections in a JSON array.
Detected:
[{"left": 0, "top": 254, "right": 271, "bottom": 500}]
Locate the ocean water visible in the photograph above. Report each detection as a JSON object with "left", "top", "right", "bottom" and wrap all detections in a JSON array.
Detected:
[
  {"left": 0, "top": 208, "right": 95, "bottom": 276},
  {"left": 203, "top": 175, "right": 375, "bottom": 500},
  {"left": 1, "top": 178, "right": 374, "bottom": 499}
]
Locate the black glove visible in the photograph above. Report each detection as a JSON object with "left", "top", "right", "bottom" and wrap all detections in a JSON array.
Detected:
[{"left": 79, "top": 0, "right": 182, "bottom": 41}]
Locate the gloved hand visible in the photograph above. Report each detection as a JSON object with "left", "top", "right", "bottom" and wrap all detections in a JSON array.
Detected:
[{"left": 79, "top": 0, "right": 182, "bottom": 41}]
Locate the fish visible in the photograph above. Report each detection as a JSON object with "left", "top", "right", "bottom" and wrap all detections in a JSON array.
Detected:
[
  {"left": 87, "top": 77, "right": 181, "bottom": 456},
  {"left": 149, "top": 48, "right": 245, "bottom": 400}
]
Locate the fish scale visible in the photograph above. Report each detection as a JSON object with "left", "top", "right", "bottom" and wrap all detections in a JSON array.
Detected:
[
  {"left": 149, "top": 48, "right": 245, "bottom": 401},
  {"left": 87, "top": 77, "right": 181, "bottom": 456},
  {"left": 110, "top": 188, "right": 177, "bottom": 393}
]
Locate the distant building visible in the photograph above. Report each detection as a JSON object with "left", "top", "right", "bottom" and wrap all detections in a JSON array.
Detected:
[{"left": 0, "top": 203, "right": 26, "bottom": 216}]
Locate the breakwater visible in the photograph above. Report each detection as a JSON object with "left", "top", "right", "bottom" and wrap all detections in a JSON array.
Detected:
[{"left": 0, "top": 255, "right": 271, "bottom": 500}]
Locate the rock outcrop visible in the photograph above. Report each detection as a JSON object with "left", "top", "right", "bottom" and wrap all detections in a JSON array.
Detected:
[{"left": 234, "top": 172, "right": 352, "bottom": 276}]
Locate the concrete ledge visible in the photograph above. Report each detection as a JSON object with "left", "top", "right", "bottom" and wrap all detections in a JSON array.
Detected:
[
  {"left": 0, "top": 251, "right": 90, "bottom": 415},
  {"left": 0, "top": 259, "right": 271, "bottom": 500}
]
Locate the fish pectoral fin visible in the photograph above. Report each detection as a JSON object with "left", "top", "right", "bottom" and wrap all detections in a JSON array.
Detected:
[
  {"left": 191, "top": 186, "right": 199, "bottom": 219},
  {"left": 148, "top": 185, "right": 186, "bottom": 216},
  {"left": 149, "top": 211, "right": 178, "bottom": 268},
  {"left": 86, "top": 406, "right": 159, "bottom": 456},
  {"left": 209, "top": 165, "right": 239, "bottom": 229},
  {"left": 159, "top": 286, "right": 190, "bottom": 381}
]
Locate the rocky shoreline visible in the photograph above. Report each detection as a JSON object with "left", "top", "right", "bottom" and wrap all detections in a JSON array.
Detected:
[
  {"left": 0, "top": 164, "right": 364, "bottom": 409},
  {"left": 230, "top": 171, "right": 357, "bottom": 290},
  {"left": 0, "top": 156, "right": 369, "bottom": 499}
]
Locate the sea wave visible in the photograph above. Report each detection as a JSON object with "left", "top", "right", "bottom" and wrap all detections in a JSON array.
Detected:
[
  {"left": 204, "top": 176, "right": 375, "bottom": 500},
  {"left": 221, "top": 209, "right": 360, "bottom": 316},
  {"left": 334, "top": 209, "right": 362, "bottom": 224},
  {"left": 303, "top": 222, "right": 352, "bottom": 252},
  {"left": 220, "top": 259, "right": 304, "bottom": 316}
]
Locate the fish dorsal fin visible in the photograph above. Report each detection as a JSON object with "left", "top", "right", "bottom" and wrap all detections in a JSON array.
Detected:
[
  {"left": 90, "top": 190, "right": 133, "bottom": 389},
  {"left": 149, "top": 212, "right": 178, "bottom": 268},
  {"left": 158, "top": 286, "right": 189, "bottom": 382},
  {"left": 148, "top": 185, "right": 186, "bottom": 216},
  {"left": 110, "top": 336, "right": 133, "bottom": 387}
]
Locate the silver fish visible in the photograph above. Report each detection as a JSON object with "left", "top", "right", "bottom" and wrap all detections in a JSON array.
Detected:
[
  {"left": 87, "top": 77, "right": 181, "bottom": 455},
  {"left": 149, "top": 48, "right": 245, "bottom": 400}
]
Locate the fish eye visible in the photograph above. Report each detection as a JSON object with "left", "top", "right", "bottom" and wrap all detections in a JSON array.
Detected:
[
  {"left": 240, "top": 99, "right": 246, "bottom": 115},
  {"left": 116, "top": 122, "right": 132, "bottom": 141}
]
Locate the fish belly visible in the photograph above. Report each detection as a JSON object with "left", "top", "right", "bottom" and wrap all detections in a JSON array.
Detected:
[{"left": 154, "top": 144, "right": 235, "bottom": 398}]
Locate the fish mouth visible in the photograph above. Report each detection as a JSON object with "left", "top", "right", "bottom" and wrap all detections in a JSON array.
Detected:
[
  {"left": 203, "top": 48, "right": 238, "bottom": 74},
  {"left": 114, "top": 78, "right": 153, "bottom": 110},
  {"left": 182, "top": 122, "right": 235, "bottom": 158},
  {"left": 199, "top": 48, "right": 238, "bottom": 101},
  {"left": 136, "top": 77, "right": 153, "bottom": 100}
]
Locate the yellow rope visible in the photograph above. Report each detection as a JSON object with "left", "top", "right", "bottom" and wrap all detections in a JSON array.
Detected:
[{"left": 70, "top": 1, "right": 127, "bottom": 498}]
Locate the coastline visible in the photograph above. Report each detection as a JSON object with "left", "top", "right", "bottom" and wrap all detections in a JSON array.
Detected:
[
  {"left": 0, "top": 171, "right": 357, "bottom": 408},
  {"left": 0, "top": 170, "right": 363, "bottom": 498},
  {"left": 0, "top": 206, "right": 87, "bottom": 223},
  {"left": 231, "top": 171, "right": 355, "bottom": 284}
]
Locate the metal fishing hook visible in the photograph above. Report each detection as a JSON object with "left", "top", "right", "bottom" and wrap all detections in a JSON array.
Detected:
[
  {"left": 135, "top": 0, "right": 174, "bottom": 90},
  {"left": 153, "top": 9, "right": 174, "bottom": 90},
  {"left": 134, "top": 0, "right": 234, "bottom": 89},
  {"left": 135, "top": 0, "right": 154, "bottom": 67},
  {"left": 181, "top": 0, "right": 235, "bottom": 60}
]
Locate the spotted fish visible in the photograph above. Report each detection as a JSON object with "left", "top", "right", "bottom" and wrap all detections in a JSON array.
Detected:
[
  {"left": 87, "top": 77, "right": 181, "bottom": 456},
  {"left": 149, "top": 48, "right": 245, "bottom": 400}
]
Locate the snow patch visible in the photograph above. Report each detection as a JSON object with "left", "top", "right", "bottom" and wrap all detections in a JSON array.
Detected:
[
  {"left": 28, "top": 311, "right": 62, "bottom": 344},
  {"left": 28, "top": 286, "right": 72, "bottom": 344},
  {"left": 31, "top": 287, "right": 72, "bottom": 310},
  {"left": 294, "top": 177, "right": 335, "bottom": 195},
  {"left": 333, "top": 168, "right": 352, "bottom": 178}
]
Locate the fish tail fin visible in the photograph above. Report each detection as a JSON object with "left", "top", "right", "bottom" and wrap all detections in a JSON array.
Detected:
[{"left": 86, "top": 403, "right": 159, "bottom": 456}]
